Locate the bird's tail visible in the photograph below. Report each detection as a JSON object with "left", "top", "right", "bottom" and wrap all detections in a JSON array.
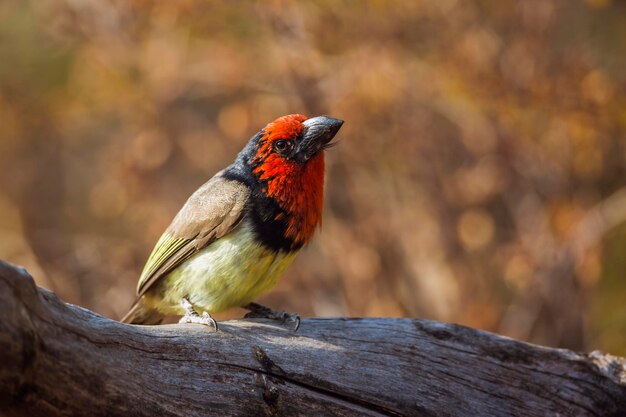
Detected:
[{"left": 120, "top": 297, "right": 164, "bottom": 325}]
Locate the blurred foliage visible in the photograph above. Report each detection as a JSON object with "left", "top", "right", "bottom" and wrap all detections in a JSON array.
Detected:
[{"left": 1, "top": 0, "right": 625, "bottom": 354}]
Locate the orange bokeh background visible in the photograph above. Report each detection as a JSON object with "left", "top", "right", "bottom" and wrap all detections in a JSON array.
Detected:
[{"left": 1, "top": 0, "right": 625, "bottom": 354}]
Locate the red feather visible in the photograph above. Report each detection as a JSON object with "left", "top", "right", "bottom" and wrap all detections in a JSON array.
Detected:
[{"left": 252, "top": 114, "right": 325, "bottom": 246}]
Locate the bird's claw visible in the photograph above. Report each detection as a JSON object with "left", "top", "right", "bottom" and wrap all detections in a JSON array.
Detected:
[
  {"left": 179, "top": 297, "right": 218, "bottom": 331},
  {"left": 276, "top": 311, "right": 300, "bottom": 332},
  {"left": 244, "top": 303, "right": 300, "bottom": 332},
  {"left": 178, "top": 311, "right": 218, "bottom": 331}
]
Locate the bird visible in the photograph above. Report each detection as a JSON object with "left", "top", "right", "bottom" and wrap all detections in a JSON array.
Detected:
[{"left": 121, "top": 114, "right": 343, "bottom": 330}]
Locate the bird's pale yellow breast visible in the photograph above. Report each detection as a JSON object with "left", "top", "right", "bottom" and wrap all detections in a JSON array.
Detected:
[{"left": 144, "top": 219, "right": 298, "bottom": 315}]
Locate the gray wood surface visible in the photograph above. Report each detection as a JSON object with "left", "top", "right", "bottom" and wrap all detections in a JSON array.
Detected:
[{"left": 0, "top": 260, "right": 624, "bottom": 417}]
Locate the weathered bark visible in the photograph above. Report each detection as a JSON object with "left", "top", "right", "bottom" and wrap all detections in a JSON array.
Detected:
[{"left": 0, "top": 260, "right": 624, "bottom": 417}]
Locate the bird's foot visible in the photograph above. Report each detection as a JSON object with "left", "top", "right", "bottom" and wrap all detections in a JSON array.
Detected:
[
  {"left": 243, "top": 302, "right": 300, "bottom": 332},
  {"left": 179, "top": 311, "right": 218, "bottom": 330},
  {"left": 179, "top": 297, "right": 218, "bottom": 331}
]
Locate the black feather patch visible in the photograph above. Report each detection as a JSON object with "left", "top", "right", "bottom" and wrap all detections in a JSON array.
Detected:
[{"left": 223, "top": 137, "right": 302, "bottom": 253}]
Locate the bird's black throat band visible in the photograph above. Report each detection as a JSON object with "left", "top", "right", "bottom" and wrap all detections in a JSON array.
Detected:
[{"left": 222, "top": 163, "right": 303, "bottom": 253}]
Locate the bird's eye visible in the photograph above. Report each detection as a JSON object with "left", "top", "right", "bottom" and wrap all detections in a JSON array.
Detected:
[{"left": 273, "top": 140, "right": 291, "bottom": 153}]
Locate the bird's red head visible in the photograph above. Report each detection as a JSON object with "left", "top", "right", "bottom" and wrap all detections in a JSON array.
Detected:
[{"left": 252, "top": 114, "right": 343, "bottom": 246}]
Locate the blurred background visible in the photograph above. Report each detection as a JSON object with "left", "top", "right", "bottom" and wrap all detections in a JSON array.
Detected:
[{"left": 1, "top": 0, "right": 625, "bottom": 354}]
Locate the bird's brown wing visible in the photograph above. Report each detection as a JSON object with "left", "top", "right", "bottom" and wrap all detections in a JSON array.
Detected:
[{"left": 136, "top": 172, "right": 249, "bottom": 297}]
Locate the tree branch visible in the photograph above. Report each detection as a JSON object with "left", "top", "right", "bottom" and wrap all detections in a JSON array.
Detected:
[{"left": 0, "top": 260, "right": 624, "bottom": 417}]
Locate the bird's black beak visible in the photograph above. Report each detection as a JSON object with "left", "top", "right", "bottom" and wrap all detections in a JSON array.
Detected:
[{"left": 296, "top": 116, "right": 344, "bottom": 162}]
